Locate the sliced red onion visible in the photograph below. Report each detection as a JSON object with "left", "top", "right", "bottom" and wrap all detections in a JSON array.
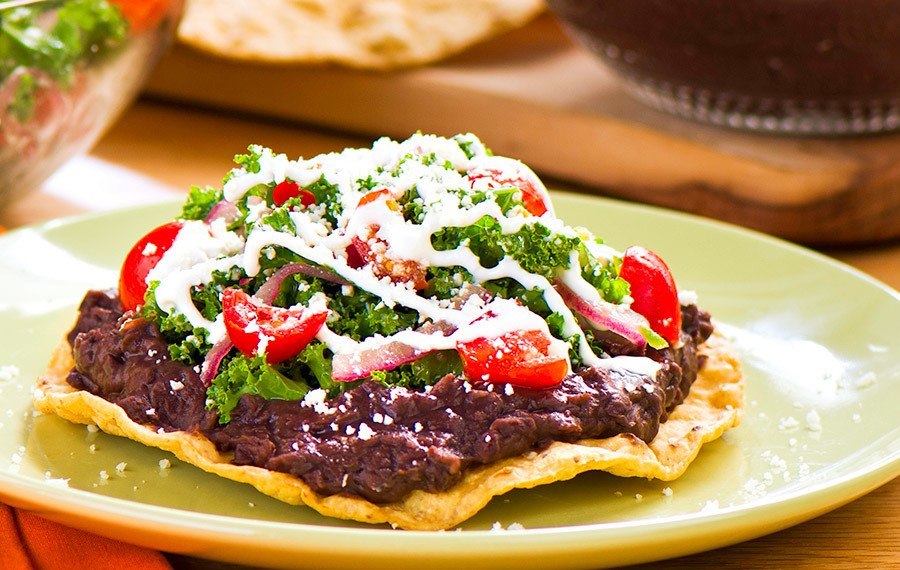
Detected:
[
  {"left": 204, "top": 200, "right": 241, "bottom": 225},
  {"left": 554, "top": 280, "right": 648, "bottom": 349},
  {"left": 200, "top": 337, "right": 233, "bottom": 386},
  {"left": 331, "top": 321, "right": 456, "bottom": 382},
  {"left": 255, "top": 262, "right": 351, "bottom": 304}
]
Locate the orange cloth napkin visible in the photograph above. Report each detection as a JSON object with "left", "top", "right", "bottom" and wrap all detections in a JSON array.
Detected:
[{"left": 0, "top": 504, "right": 171, "bottom": 570}]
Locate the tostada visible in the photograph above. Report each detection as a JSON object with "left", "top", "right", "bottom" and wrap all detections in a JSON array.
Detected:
[{"left": 34, "top": 133, "right": 743, "bottom": 529}]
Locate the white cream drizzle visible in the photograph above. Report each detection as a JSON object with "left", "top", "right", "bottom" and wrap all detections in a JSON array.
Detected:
[{"left": 151, "top": 134, "right": 663, "bottom": 378}]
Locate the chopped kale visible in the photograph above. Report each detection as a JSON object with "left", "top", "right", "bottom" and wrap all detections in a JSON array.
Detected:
[
  {"left": 207, "top": 354, "right": 310, "bottom": 423},
  {"left": 181, "top": 185, "right": 223, "bottom": 221},
  {"left": 502, "top": 223, "right": 579, "bottom": 279},
  {"left": 580, "top": 245, "right": 629, "bottom": 304},
  {"left": 231, "top": 145, "right": 264, "bottom": 174},
  {"left": 371, "top": 351, "right": 463, "bottom": 390},
  {"left": 1, "top": 0, "right": 127, "bottom": 121},
  {"left": 327, "top": 288, "right": 419, "bottom": 340},
  {"left": 426, "top": 266, "right": 473, "bottom": 299},
  {"left": 303, "top": 175, "right": 343, "bottom": 227}
]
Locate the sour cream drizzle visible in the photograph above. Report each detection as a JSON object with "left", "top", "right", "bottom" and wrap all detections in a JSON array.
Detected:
[{"left": 151, "top": 134, "right": 662, "bottom": 378}]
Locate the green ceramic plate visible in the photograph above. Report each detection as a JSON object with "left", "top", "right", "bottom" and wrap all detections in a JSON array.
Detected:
[{"left": 0, "top": 194, "right": 896, "bottom": 569}]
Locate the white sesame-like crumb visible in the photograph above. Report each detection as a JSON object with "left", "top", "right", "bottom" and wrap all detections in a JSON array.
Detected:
[
  {"left": 345, "top": 425, "right": 356, "bottom": 435},
  {"left": 169, "top": 380, "right": 184, "bottom": 392},
  {"left": 778, "top": 416, "right": 800, "bottom": 431},
  {"left": 146, "top": 408, "right": 156, "bottom": 417},
  {"left": 490, "top": 521, "right": 504, "bottom": 532},
  {"left": 805, "top": 410, "right": 823, "bottom": 432},
  {"left": 413, "top": 422, "right": 423, "bottom": 433},
  {"left": 742, "top": 478, "right": 766, "bottom": 497},
  {"left": 357, "top": 422, "right": 375, "bottom": 441},
  {"left": 507, "top": 522, "right": 525, "bottom": 531},
  {"left": 855, "top": 372, "right": 876, "bottom": 388},
  {"left": 383, "top": 414, "right": 394, "bottom": 426},
  {"left": 44, "top": 478, "right": 70, "bottom": 489},
  {"left": 634, "top": 493, "right": 643, "bottom": 501},
  {"left": 141, "top": 242, "right": 158, "bottom": 256},
  {"left": 86, "top": 424, "right": 98, "bottom": 433},
  {"left": 248, "top": 502, "right": 255, "bottom": 508},
  {"left": 115, "top": 462, "right": 127, "bottom": 474},
  {"left": 662, "top": 487, "right": 673, "bottom": 497},
  {"left": 99, "top": 470, "right": 109, "bottom": 481},
  {"left": 613, "top": 491, "right": 623, "bottom": 497},
  {"left": 341, "top": 474, "right": 349, "bottom": 488},
  {"left": 158, "top": 459, "right": 171, "bottom": 470},
  {"left": 88, "top": 444, "right": 96, "bottom": 454},
  {"left": 504, "top": 383, "right": 514, "bottom": 396},
  {"left": 372, "top": 412, "right": 384, "bottom": 424},
  {"left": 0, "top": 365, "right": 20, "bottom": 382}
]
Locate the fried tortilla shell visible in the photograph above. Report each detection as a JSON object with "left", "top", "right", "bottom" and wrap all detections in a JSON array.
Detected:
[
  {"left": 34, "top": 333, "right": 742, "bottom": 530},
  {"left": 177, "top": 0, "right": 545, "bottom": 69}
]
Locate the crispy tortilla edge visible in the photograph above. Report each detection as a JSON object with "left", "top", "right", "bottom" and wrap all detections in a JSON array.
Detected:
[{"left": 33, "top": 333, "right": 742, "bottom": 530}]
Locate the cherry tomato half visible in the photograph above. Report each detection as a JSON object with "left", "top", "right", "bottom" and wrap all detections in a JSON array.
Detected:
[
  {"left": 272, "top": 180, "right": 316, "bottom": 207},
  {"left": 457, "top": 329, "right": 567, "bottom": 389},
  {"left": 468, "top": 161, "right": 551, "bottom": 217},
  {"left": 109, "top": 0, "right": 170, "bottom": 34},
  {"left": 618, "top": 246, "right": 682, "bottom": 344},
  {"left": 118, "top": 221, "right": 184, "bottom": 312},
  {"left": 222, "top": 288, "right": 328, "bottom": 364}
]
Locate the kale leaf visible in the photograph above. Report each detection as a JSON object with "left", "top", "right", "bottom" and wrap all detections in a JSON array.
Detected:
[{"left": 207, "top": 354, "right": 310, "bottom": 423}]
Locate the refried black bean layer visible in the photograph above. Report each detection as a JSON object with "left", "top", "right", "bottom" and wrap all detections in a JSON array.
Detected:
[{"left": 67, "top": 290, "right": 713, "bottom": 504}]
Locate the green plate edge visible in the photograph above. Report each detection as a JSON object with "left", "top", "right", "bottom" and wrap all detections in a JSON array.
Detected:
[{"left": 0, "top": 192, "right": 896, "bottom": 570}]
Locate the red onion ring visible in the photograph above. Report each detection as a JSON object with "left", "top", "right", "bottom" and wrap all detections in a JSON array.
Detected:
[
  {"left": 204, "top": 200, "right": 241, "bottom": 225},
  {"left": 200, "top": 337, "right": 233, "bottom": 386},
  {"left": 255, "top": 262, "right": 351, "bottom": 305},
  {"left": 554, "top": 280, "right": 647, "bottom": 349},
  {"left": 331, "top": 321, "right": 456, "bottom": 382}
]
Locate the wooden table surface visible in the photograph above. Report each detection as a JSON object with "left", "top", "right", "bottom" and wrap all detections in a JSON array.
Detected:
[{"left": 1, "top": 100, "right": 897, "bottom": 569}]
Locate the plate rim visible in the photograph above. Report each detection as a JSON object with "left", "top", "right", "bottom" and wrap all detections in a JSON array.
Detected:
[{"left": 0, "top": 194, "right": 897, "bottom": 567}]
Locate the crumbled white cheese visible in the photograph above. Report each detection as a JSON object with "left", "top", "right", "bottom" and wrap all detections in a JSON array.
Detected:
[
  {"left": 158, "top": 459, "right": 171, "bottom": 470},
  {"left": 357, "top": 423, "right": 375, "bottom": 440},
  {"left": 0, "top": 365, "right": 20, "bottom": 382},
  {"left": 778, "top": 416, "right": 800, "bottom": 431},
  {"left": 115, "top": 462, "right": 127, "bottom": 474},
  {"left": 805, "top": 410, "right": 823, "bottom": 432},
  {"left": 661, "top": 487, "right": 673, "bottom": 497},
  {"left": 855, "top": 372, "right": 876, "bottom": 388}
]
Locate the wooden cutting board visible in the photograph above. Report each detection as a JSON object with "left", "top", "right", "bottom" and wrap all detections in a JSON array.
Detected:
[{"left": 144, "top": 15, "right": 900, "bottom": 246}]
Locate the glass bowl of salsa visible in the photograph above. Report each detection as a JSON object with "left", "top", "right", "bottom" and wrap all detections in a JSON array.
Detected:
[
  {"left": 0, "top": 0, "right": 183, "bottom": 207},
  {"left": 547, "top": 0, "right": 900, "bottom": 135}
]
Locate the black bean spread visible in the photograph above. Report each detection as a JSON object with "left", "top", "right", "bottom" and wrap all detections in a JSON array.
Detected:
[{"left": 67, "top": 290, "right": 712, "bottom": 503}]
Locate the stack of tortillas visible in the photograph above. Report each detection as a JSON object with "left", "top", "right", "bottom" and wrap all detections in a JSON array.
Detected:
[{"left": 178, "top": 0, "right": 545, "bottom": 69}]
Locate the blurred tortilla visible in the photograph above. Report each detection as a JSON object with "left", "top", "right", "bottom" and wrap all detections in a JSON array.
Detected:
[
  {"left": 177, "top": 0, "right": 545, "bottom": 69},
  {"left": 34, "top": 333, "right": 742, "bottom": 530}
]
